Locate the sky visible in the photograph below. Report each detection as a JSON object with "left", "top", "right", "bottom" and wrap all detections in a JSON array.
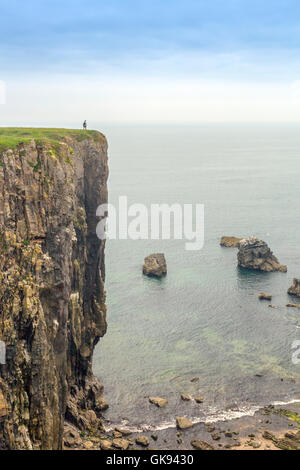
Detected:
[{"left": 1, "top": 0, "right": 300, "bottom": 124}]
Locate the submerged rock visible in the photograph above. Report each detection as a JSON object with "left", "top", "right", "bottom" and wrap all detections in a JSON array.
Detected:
[
  {"left": 143, "top": 253, "right": 167, "bottom": 278},
  {"left": 258, "top": 292, "right": 272, "bottom": 301},
  {"left": 220, "top": 236, "right": 242, "bottom": 248},
  {"left": 237, "top": 237, "right": 287, "bottom": 272},
  {"left": 181, "top": 394, "right": 192, "bottom": 401},
  {"left": 149, "top": 396, "right": 168, "bottom": 408},
  {"left": 176, "top": 417, "right": 193, "bottom": 430},
  {"left": 195, "top": 397, "right": 204, "bottom": 403},
  {"left": 288, "top": 278, "right": 300, "bottom": 298}
]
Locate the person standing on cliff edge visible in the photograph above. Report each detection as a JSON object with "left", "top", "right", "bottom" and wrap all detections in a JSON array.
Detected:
[{"left": 83, "top": 120, "right": 87, "bottom": 130}]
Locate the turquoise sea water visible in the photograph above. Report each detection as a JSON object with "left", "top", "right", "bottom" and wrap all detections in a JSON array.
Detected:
[{"left": 93, "top": 124, "right": 300, "bottom": 428}]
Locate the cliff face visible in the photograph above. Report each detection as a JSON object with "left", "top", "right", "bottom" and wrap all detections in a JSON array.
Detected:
[{"left": 0, "top": 130, "right": 108, "bottom": 449}]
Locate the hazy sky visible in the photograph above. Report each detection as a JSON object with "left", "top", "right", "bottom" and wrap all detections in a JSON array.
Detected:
[{"left": 1, "top": 0, "right": 300, "bottom": 124}]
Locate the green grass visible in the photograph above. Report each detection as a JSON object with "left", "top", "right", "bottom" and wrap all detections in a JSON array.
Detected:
[
  {"left": 0, "top": 127, "right": 105, "bottom": 154},
  {"left": 276, "top": 409, "right": 300, "bottom": 427}
]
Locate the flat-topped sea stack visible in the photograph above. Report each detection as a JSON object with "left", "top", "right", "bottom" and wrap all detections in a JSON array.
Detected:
[
  {"left": 220, "top": 236, "right": 242, "bottom": 248},
  {"left": 288, "top": 278, "right": 300, "bottom": 298},
  {"left": 143, "top": 253, "right": 167, "bottom": 278},
  {"left": 237, "top": 237, "right": 287, "bottom": 272}
]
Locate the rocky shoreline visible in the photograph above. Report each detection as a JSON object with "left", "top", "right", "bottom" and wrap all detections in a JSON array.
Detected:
[{"left": 63, "top": 402, "right": 300, "bottom": 451}]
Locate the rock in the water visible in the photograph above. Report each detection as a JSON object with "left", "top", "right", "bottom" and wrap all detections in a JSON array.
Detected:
[
  {"left": 181, "top": 394, "right": 192, "bottom": 401},
  {"left": 176, "top": 417, "right": 193, "bottom": 430},
  {"left": 149, "top": 396, "right": 168, "bottom": 407},
  {"left": 191, "top": 440, "right": 214, "bottom": 450},
  {"left": 190, "top": 377, "right": 199, "bottom": 383},
  {"left": 112, "top": 438, "right": 130, "bottom": 450},
  {"left": 288, "top": 278, "right": 300, "bottom": 298},
  {"left": 143, "top": 253, "right": 167, "bottom": 278},
  {"left": 237, "top": 237, "right": 287, "bottom": 272},
  {"left": 135, "top": 435, "right": 149, "bottom": 447},
  {"left": 258, "top": 292, "right": 272, "bottom": 301},
  {"left": 286, "top": 303, "right": 300, "bottom": 309},
  {"left": 195, "top": 397, "right": 204, "bottom": 403},
  {"left": 220, "top": 236, "right": 242, "bottom": 248}
]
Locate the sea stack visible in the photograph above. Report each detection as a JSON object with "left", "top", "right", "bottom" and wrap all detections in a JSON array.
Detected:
[
  {"left": 143, "top": 253, "right": 167, "bottom": 278},
  {"left": 288, "top": 278, "right": 300, "bottom": 298},
  {"left": 237, "top": 237, "right": 287, "bottom": 272}
]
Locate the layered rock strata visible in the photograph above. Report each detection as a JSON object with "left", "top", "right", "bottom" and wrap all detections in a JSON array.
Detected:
[{"left": 0, "top": 130, "right": 108, "bottom": 449}]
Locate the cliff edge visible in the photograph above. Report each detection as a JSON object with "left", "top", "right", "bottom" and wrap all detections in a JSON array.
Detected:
[{"left": 0, "top": 128, "right": 108, "bottom": 449}]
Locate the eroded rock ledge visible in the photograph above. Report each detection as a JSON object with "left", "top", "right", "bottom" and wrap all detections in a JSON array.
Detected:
[
  {"left": 237, "top": 237, "right": 287, "bottom": 273},
  {"left": 0, "top": 129, "right": 108, "bottom": 449},
  {"left": 220, "top": 236, "right": 242, "bottom": 248}
]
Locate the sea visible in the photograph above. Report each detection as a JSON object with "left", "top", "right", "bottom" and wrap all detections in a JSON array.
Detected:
[{"left": 92, "top": 124, "right": 300, "bottom": 430}]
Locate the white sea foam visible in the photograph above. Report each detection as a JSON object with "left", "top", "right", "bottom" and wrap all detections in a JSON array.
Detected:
[
  {"left": 104, "top": 398, "right": 300, "bottom": 433},
  {"left": 272, "top": 399, "right": 300, "bottom": 407}
]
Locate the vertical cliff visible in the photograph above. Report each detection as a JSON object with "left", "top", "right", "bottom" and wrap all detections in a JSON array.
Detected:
[{"left": 0, "top": 129, "right": 108, "bottom": 449}]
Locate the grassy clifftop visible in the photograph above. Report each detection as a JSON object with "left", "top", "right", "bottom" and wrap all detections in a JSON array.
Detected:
[{"left": 0, "top": 127, "right": 105, "bottom": 153}]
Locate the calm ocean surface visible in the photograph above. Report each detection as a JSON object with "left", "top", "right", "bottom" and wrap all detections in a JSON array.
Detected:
[{"left": 93, "top": 124, "right": 300, "bottom": 428}]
